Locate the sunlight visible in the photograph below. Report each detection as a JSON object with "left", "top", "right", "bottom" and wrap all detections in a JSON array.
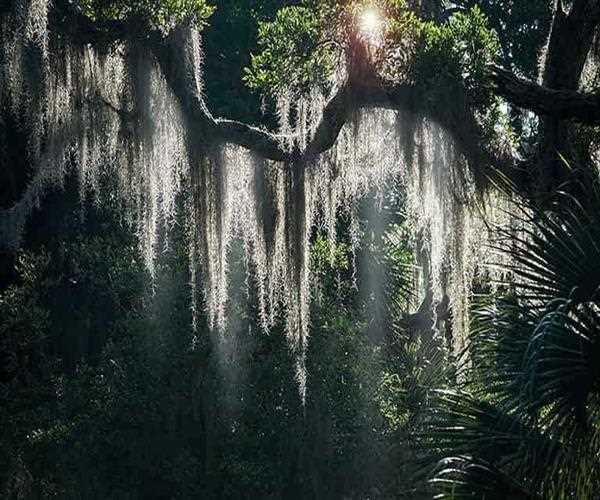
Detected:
[{"left": 359, "top": 8, "right": 383, "bottom": 44}]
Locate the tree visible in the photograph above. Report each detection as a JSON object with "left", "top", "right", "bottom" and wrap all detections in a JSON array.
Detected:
[
  {"left": 3, "top": 0, "right": 598, "bottom": 306},
  {"left": 1, "top": 1, "right": 600, "bottom": 496},
  {"left": 2, "top": 0, "right": 596, "bottom": 197}
]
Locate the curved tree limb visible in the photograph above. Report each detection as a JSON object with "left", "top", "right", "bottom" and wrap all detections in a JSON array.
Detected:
[
  {"left": 492, "top": 65, "right": 600, "bottom": 124},
  {"left": 149, "top": 24, "right": 515, "bottom": 184},
  {"left": 50, "top": 0, "right": 515, "bottom": 180},
  {"left": 213, "top": 118, "right": 295, "bottom": 162},
  {"left": 41, "top": 0, "right": 600, "bottom": 200},
  {"left": 400, "top": 289, "right": 450, "bottom": 334}
]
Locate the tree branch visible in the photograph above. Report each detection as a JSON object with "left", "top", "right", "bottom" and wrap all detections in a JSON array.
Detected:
[
  {"left": 534, "top": 0, "right": 600, "bottom": 191},
  {"left": 492, "top": 65, "right": 600, "bottom": 124},
  {"left": 50, "top": 0, "right": 515, "bottom": 184},
  {"left": 214, "top": 118, "right": 296, "bottom": 162},
  {"left": 399, "top": 289, "right": 450, "bottom": 333},
  {"left": 151, "top": 36, "right": 298, "bottom": 161}
]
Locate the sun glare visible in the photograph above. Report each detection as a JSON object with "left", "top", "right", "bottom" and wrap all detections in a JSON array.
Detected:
[{"left": 359, "top": 8, "right": 383, "bottom": 43}]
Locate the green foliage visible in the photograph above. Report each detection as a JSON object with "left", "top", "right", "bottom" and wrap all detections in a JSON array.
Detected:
[
  {"left": 377, "top": 334, "right": 448, "bottom": 433},
  {"left": 0, "top": 221, "right": 152, "bottom": 496},
  {"left": 456, "top": 0, "right": 553, "bottom": 78},
  {"left": 7, "top": 2, "right": 595, "bottom": 497},
  {"left": 244, "top": 0, "right": 502, "bottom": 141},
  {"left": 424, "top": 179, "right": 600, "bottom": 499},
  {"left": 245, "top": 0, "right": 419, "bottom": 97},
  {"left": 202, "top": 0, "right": 296, "bottom": 125},
  {"left": 431, "top": 455, "right": 535, "bottom": 499},
  {"left": 454, "top": 0, "right": 552, "bottom": 142},
  {"left": 413, "top": 6, "right": 500, "bottom": 108},
  {"left": 313, "top": 235, "right": 351, "bottom": 272},
  {"left": 0, "top": 252, "right": 50, "bottom": 375},
  {"left": 0, "top": 180, "right": 436, "bottom": 498},
  {"left": 79, "top": 0, "right": 215, "bottom": 32},
  {"left": 244, "top": 5, "right": 333, "bottom": 97}
]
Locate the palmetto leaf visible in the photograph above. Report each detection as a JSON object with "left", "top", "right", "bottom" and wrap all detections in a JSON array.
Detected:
[
  {"left": 424, "top": 178, "right": 600, "bottom": 498},
  {"left": 495, "top": 191, "right": 600, "bottom": 306},
  {"left": 422, "top": 390, "right": 561, "bottom": 483},
  {"left": 523, "top": 301, "right": 600, "bottom": 428},
  {"left": 468, "top": 295, "right": 537, "bottom": 404},
  {"left": 430, "top": 455, "right": 538, "bottom": 500}
]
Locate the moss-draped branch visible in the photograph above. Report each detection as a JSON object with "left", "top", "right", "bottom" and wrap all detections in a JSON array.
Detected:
[{"left": 46, "top": 0, "right": 600, "bottom": 188}]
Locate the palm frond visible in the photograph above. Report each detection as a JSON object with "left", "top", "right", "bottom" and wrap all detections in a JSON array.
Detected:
[
  {"left": 430, "top": 455, "right": 538, "bottom": 500},
  {"left": 422, "top": 389, "right": 564, "bottom": 486},
  {"left": 523, "top": 301, "right": 600, "bottom": 429},
  {"left": 495, "top": 191, "right": 600, "bottom": 306}
]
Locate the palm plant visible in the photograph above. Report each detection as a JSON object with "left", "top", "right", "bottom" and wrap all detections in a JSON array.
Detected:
[{"left": 423, "top": 176, "right": 600, "bottom": 499}]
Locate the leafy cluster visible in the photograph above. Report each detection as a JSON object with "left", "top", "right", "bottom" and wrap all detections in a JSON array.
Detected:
[
  {"left": 244, "top": 0, "right": 416, "bottom": 97},
  {"left": 245, "top": 0, "right": 500, "bottom": 113},
  {"left": 78, "top": 0, "right": 215, "bottom": 32},
  {"left": 411, "top": 6, "right": 500, "bottom": 108},
  {"left": 244, "top": 5, "right": 333, "bottom": 97},
  {"left": 456, "top": 0, "right": 553, "bottom": 78}
]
